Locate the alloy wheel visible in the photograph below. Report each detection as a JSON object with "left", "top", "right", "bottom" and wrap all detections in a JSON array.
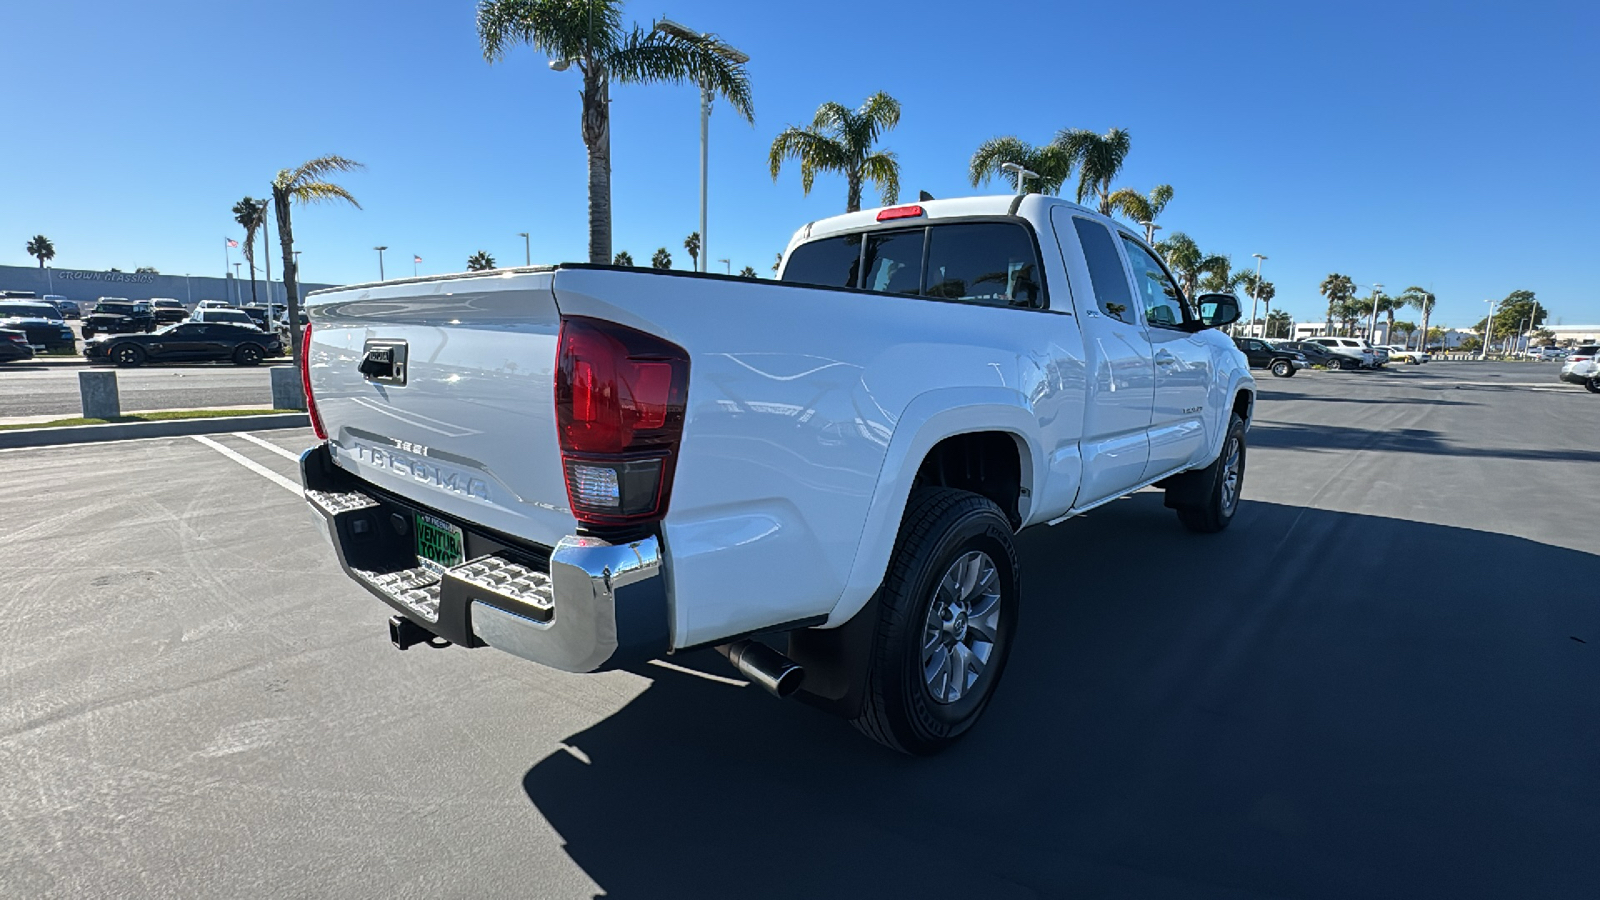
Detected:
[{"left": 921, "top": 551, "right": 1003, "bottom": 704}]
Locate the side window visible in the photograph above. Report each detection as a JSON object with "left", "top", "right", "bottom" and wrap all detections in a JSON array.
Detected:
[
  {"left": 1072, "top": 218, "right": 1134, "bottom": 323},
  {"left": 924, "top": 222, "right": 1042, "bottom": 309},
  {"left": 780, "top": 235, "right": 863, "bottom": 289},
  {"left": 861, "top": 230, "right": 925, "bottom": 295},
  {"left": 1119, "top": 235, "right": 1187, "bottom": 329}
]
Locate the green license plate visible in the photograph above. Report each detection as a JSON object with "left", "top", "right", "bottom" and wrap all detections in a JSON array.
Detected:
[{"left": 414, "top": 513, "right": 465, "bottom": 573}]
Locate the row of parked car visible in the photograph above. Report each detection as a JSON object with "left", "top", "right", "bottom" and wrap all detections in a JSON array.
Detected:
[
  {"left": 0, "top": 293, "right": 303, "bottom": 367},
  {"left": 1232, "top": 335, "right": 1425, "bottom": 376}
]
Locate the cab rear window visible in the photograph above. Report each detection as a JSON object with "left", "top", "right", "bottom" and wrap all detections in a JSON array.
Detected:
[{"left": 783, "top": 221, "right": 1043, "bottom": 309}]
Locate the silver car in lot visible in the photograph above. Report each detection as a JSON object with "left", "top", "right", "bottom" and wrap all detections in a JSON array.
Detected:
[{"left": 1559, "top": 344, "right": 1599, "bottom": 393}]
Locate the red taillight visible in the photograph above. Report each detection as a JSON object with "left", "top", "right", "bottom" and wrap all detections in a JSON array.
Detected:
[
  {"left": 300, "top": 321, "right": 328, "bottom": 441},
  {"left": 876, "top": 204, "right": 924, "bottom": 221},
  {"left": 555, "top": 317, "right": 688, "bottom": 526}
]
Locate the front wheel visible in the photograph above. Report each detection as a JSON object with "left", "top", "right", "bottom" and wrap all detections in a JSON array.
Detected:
[
  {"left": 1169, "top": 414, "right": 1247, "bottom": 534},
  {"left": 112, "top": 344, "right": 145, "bottom": 368},
  {"left": 233, "top": 344, "right": 263, "bottom": 366},
  {"left": 1586, "top": 375, "right": 1600, "bottom": 395},
  {"left": 852, "top": 488, "right": 1019, "bottom": 756},
  {"left": 1338, "top": 358, "right": 1356, "bottom": 370},
  {"left": 1270, "top": 360, "right": 1294, "bottom": 378}
]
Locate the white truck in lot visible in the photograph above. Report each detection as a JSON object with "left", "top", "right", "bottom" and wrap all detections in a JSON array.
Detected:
[{"left": 299, "top": 194, "right": 1256, "bottom": 754}]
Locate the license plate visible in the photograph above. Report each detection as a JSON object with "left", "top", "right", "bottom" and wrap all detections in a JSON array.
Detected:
[{"left": 414, "top": 513, "right": 465, "bottom": 573}]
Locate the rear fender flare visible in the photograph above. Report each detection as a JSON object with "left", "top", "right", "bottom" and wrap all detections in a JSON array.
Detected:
[{"left": 825, "top": 386, "right": 1039, "bottom": 628}]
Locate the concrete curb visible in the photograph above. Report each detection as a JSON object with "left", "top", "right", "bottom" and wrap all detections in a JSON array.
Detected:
[{"left": 0, "top": 413, "right": 310, "bottom": 449}]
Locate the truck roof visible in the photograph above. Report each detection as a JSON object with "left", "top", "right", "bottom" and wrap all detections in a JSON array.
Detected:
[{"left": 789, "top": 193, "right": 1134, "bottom": 251}]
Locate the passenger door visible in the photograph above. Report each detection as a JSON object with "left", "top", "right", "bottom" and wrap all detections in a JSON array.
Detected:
[
  {"left": 1118, "top": 234, "right": 1211, "bottom": 480},
  {"left": 1050, "top": 209, "right": 1154, "bottom": 506},
  {"left": 148, "top": 323, "right": 207, "bottom": 360}
]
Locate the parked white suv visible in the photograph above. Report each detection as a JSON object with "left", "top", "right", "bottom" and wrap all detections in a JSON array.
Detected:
[
  {"left": 1378, "top": 344, "right": 1428, "bottom": 364},
  {"left": 1559, "top": 345, "right": 1599, "bottom": 393},
  {"left": 299, "top": 194, "right": 1258, "bottom": 754},
  {"left": 1305, "top": 337, "right": 1377, "bottom": 370}
]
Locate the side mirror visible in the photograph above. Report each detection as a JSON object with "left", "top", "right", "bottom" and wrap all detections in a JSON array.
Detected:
[{"left": 1195, "top": 293, "right": 1241, "bottom": 330}]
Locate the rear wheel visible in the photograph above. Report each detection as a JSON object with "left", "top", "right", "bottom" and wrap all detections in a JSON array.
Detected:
[
  {"left": 233, "top": 344, "right": 263, "bottom": 366},
  {"left": 1270, "top": 359, "right": 1294, "bottom": 378},
  {"left": 1586, "top": 375, "right": 1600, "bottom": 394},
  {"left": 1169, "top": 414, "right": 1246, "bottom": 534},
  {"left": 112, "top": 344, "right": 145, "bottom": 368},
  {"left": 1338, "top": 358, "right": 1356, "bottom": 370},
  {"left": 852, "top": 487, "right": 1019, "bottom": 756}
]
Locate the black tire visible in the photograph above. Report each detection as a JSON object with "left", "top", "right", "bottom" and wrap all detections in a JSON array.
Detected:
[
  {"left": 1270, "top": 359, "right": 1294, "bottom": 378},
  {"left": 852, "top": 487, "right": 1020, "bottom": 756},
  {"left": 81, "top": 326, "right": 94, "bottom": 339},
  {"left": 1586, "top": 376, "right": 1600, "bottom": 395},
  {"left": 1172, "top": 414, "right": 1247, "bottom": 534},
  {"left": 112, "top": 344, "right": 145, "bottom": 368},
  {"left": 1338, "top": 358, "right": 1356, "bottom": 370},
  {"left": 233, "top": 343, "right": 263, "bottom": 366}
]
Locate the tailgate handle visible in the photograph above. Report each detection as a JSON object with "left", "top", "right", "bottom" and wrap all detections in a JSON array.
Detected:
[{"left": 359, "top": 340, "right": 408, "bottom": 385}]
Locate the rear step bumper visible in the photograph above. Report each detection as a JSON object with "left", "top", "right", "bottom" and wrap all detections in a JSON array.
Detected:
[{"left": 300, "top": 442, "right": 668, "bottom": 673}]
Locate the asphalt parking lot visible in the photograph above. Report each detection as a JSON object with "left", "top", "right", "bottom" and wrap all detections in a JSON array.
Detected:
[{"left": 1, "top": 362, "right": 1595, "bottom": 899}]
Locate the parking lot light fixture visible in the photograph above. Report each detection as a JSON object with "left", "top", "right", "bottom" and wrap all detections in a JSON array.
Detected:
[
  {"left": 1249, "top": 254, "right": 1267, "bottom": 338},
  {"left": 999, "top": 162, "right": 1039, "bottom": 195},
  {"left": 652, "top": 18, "right": 748, "bottom": 274},
  {"left": 374, "top": 246, "right": 388, "bottom": 281},
  {"left": 518, "top": 232, "right": 530, "bottom": 266},
  {"left": 1139, "top": 220, "right": 1162, "bottom": 244}
]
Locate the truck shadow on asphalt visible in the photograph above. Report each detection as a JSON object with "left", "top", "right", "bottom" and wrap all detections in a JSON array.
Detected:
[
  {"left": 520, "top": 495, "right": 1598, "bottom": 900},
  {"left": 1250, "top": 422, "right": 1600, "bottom": 464},
  {"left": 1256, "top": 389, "right": 1482, "bottom": 407}
]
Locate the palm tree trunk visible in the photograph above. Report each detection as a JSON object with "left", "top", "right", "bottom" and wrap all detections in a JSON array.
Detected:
[
  {"left": 845, "top": 169, "right": 863, "bottom": 213},
  {"left": 1420, "top": 307, "right": 1432, "bottom": 351},
  {"left": 272, "top": 186, "right": 303, "bottom": 367},
  {"left": 581, "top": 64, "right": 612, "bottom": 265}
]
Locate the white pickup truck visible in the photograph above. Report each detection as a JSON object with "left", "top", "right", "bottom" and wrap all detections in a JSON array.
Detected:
[{"left": 299, "top": 194, "right": 1256, "bottom": 754}]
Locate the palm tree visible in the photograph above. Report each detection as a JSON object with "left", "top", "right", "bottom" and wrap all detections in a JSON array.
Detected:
[
  {"left": 683, "top": 231, "right": 700, "bottom": 270},
  {"left": 1372, "top": 292, "right": 1400, "bottom": 344},
  {"left": 1198, "top": 256, "right": 1244, "bottom": 295},
  {"left": 1052, "top": 127, "right": 1131, "bottom": 214},
  {"left": 25, "top": 235, "right": 54, "bottom": 268},
  {"left": 232, "top": 197, "right": 267, "bottom": 306},
  {"left": 1157, "top": 233, "right": 1228, "bottom": 299},
  {"left": 772, "top": 252, "right": 782, "bottom": 274},
  {"left": 967, "top": 137, "right": 1071, "bottom": 195},
  {"left": 613, "top": 250, "right": 634, "bottom": 266},
  {"left": 770, "top": 92, "right": 901, "bottom": 213},
  {"left": 478, "top": 1, "right": 754, "bottom": 264},
  {"left": 1320, "top": 273, "right": 1355, "bottom": 337},
  {"left": 1265, "top": 309, "right": 1293, "bottom": 339},
  {"left": 1399, "top": 286, "right": 1436, "bottom": 351},
  {"left": 737, "top": 265, "right": 758, "bottom": 278},
  {"left": 467, "top": 250, "right": 496, "bottom": 271},
  {"left": 651, "top": 247, "right": 672, "bottom": 269},
  {"left": 271, "top": 154, "right": 364, "bottom": 365},
  {"left": 1107, "top": 184, "right": 1174, "bottom": 243}
]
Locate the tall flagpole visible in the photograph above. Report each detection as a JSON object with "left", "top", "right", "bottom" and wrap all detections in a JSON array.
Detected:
[{"left": 224, "top": 238, "right": 232, "bottom": 305}]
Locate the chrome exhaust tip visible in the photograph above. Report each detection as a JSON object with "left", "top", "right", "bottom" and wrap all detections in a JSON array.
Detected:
[{"left": 716, "top": 639, "right": 805, "bottom": 698}]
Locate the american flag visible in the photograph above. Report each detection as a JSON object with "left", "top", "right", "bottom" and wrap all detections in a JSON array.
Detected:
[
  {"left": 413, "top": 255, "right": 422, "bottom": 264},
  {"left": 227, "top": 238, "right": 239, "bottom": 248}
]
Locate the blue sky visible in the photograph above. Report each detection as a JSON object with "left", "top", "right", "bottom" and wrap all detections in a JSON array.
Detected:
[{"left": 2, "top": 0, "right": 1596, "bottom": 328}]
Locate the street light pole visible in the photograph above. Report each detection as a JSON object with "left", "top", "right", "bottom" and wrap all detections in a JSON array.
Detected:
[
  {"left": 233, "top": 262, "right": 242, "bottom": 304},
  {"left": 1367, "top": 283, "right": 1383, "bottom": 343},
  {"left": 1139, "top": 221, "right": 1162, "bottom": 245},
  {"left": 717, "top": 258, "right": 730, "bottom": 275},
  {"left": 999, "top": 162, "right": 1039, "bottom": 195},
  {"left": 653, "top": 19, "right": 747, "bottom": 274},
  {"left": 1480, "top": 297, "right": 1497, "bottom": 360},
  {"left": 1248, "top": 253, "right": 1267, "bottom": 339},
  {"left": 294, "top": 251, "right": 302, "bottom": 290},
  {"left": 374, "top": 246, "right": 387, "bottom": 281},
  {"left": 518, "top": 232, "right": 530, "bottom": 266}
]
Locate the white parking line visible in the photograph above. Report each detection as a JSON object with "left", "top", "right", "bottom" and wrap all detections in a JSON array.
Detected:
[
  {"left": 189, "top": 435, "right": 302, "bottom": 495},
  {"left": 232, "top": 431, "right": 303, "bottom": 462}
]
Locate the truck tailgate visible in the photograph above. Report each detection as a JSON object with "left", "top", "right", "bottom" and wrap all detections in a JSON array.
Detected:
[{"left": 304, "top": 270, "right": 574, "bottom": 548}]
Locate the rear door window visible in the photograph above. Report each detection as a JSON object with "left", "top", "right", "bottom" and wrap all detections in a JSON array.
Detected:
[
  {"left": 781, "top": 235, "right": 862, "bottom": 289},
  {"left": 1072, "top": 218, "right": 1135, "bottom": 323}
]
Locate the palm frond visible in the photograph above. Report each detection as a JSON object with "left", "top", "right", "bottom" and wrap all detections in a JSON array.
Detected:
[
  {"left": 290, "top": 182, "right": 362, "bottom": 209},
  {"left": 811, "top": 101, "right": 851, "bottom": 132},
  {"left": 1148, "top": 184, "right": 1174, "bottom": 216},
  {"left": 858, "top": 91, "right": 901, "bottom": 139},
  {"left": 1106, "top": 187, "right": 1151, "bottom": 223},
  {"left": 770, "top": 127, "right": 847, "bottom": 194},
  {"left": 860, "top": 150, "right": 900, "bottom": 206},
  {"left": 278, "top": 155, "right": 365, "bottom": 191},
  {"left": 476, "top": 0, "right": 621, "bottom": 64},
  {"left": 608, "top": 27, "right": 754, "bottom": 121},
  {"left": 968, "top": 136, "right": 1031, "bottom": 188}
]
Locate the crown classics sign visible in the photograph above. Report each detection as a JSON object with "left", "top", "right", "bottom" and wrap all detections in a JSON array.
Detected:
[{"left": 53, "top": 269, "right": 158, "bottom": 284}]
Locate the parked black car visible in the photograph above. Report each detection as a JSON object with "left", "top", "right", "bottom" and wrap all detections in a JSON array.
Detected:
[
  {"left": 150, "top": 298, "right": 190, "bottom": 325},
  {"left": 81, "top": 300, "right": 157, "bottom": 338},
  {"left": 45, "top": 297, "right": 80, "bottom": 319},
  {"left": 0, "top": 327, "right": 36, "bottom": 363},
  {"left": 0, "top": 300, "right": 77, "bottom": 352},
  {"left": 1233, "top": 337, "right": 1307, "bottom": 377},
  {"left": 84, "top": 322, "right": 284, "bottom": 367},
  {"left": 1279, "top": 340, "right": 1341, "bottom": 368}
]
